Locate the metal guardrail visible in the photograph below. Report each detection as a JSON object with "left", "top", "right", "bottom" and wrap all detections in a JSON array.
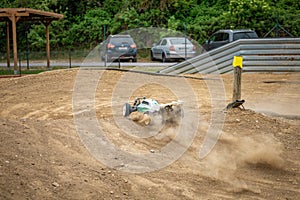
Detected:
[{"left": 158, "top": 38, "right": 300, "bottom": 74}]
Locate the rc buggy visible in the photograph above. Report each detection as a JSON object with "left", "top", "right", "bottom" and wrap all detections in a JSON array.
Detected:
[{"left": 123, "top": 97, "right": 184, "bottom": 124}]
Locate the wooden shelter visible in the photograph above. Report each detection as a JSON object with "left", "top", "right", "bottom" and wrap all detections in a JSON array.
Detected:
[{"left": 0, "top": 8, "right": 63, "bottom": 74}]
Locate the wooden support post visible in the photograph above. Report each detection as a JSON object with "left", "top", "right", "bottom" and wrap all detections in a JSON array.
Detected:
[
  {"left": 232, "top": 56, "right": 243, "bottom": 101},
  {"left": 11, "top": 14, "right": 19, "bottom": 74},
  {"left": 45, "top": 21, "right": 51, "bottom": 70},
  {"left": 42, "top": 19, "right": 53, "bottom": 70},
  {"left": 6, "top": 21, "right": 10, "bottom": 70}
]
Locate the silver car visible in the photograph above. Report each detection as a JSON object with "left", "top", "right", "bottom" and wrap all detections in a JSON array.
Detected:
[{"left": 150, "top": 37, "right": 196, "bottom": 62}]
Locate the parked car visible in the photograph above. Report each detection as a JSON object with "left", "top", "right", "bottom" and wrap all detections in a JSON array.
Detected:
[
  {"left": 202, "top": 29, "right": 258, "bottom": 52},
  {"left": 101, "top": 35, "right": 137, "bottom": 62},
  {"left": 150, "top": 37, "right": 197, "bottom": 62}
]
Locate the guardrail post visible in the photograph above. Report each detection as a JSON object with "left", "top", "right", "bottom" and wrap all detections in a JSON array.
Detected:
[
  {"left": 232, "top": 56, "right": 243, "bottom": 101},
  {"left": 69, "top": 49, "right": 72, "bottom": 68}
]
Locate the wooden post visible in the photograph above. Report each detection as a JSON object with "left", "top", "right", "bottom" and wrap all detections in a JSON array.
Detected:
[
  {"left": 45, "top": 21, "right": 51, "bottom": 70},
  {"left": 6, "top": 21, "right": 10, "bottom": 70},
  {"left": 11, "top": 13, "right": 19, "bottom": 75},
  {"left": 42, "top": 19, "right": 54, "bottom": 70},
  {"left": 232, "top": 56, "right": 243, "bottom": 101}
]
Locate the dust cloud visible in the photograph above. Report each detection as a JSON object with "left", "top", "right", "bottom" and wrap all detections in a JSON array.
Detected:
[
  {"left": 129, "top": 110, "right": 182, "bottom": 136},
  {"left": 130, "top": 112, "right": 152, "bottom": 126},
  {"left": 199, "top": 131, "right": 284, "bottom": 193},
  {"left": 242, "top": 136, "right": 284, "bottom": 169}
]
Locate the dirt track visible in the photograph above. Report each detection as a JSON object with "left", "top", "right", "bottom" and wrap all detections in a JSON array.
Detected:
[{"left": 0, "top": 69, "right": 299, "bottom": 199}]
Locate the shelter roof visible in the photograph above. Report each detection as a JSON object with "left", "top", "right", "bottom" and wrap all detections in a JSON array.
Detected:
[{"left": 0, "top": 8, "right": 63, "bottom": 22}]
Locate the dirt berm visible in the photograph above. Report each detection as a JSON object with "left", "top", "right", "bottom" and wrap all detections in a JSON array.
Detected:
[{"left": 0, "top": 69, "right": 299, "bottom": 199}]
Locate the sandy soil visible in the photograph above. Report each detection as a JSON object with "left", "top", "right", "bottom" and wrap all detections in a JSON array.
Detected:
[{"left": 0, "top": 68, "right": 299, "bottom": 200}]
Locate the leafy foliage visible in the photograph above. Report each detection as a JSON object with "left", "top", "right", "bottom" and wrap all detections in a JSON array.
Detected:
[{"left": 0, "top": 0, "right": 299, "bottom": 51}]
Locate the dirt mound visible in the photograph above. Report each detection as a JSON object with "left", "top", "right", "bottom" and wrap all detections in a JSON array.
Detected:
[{"left": 0, "top": 69, "right": 299, "bottom": 199}]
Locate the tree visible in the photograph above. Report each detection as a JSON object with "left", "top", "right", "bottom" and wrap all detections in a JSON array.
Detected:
[
  {"left": 0, "top": 0, "right": 299, "bottom": 52},
  {"left": 224, "top": 0, "right": 271, "bottom": 36},
  {"left": 67, "top": 8, "right": 111, "bottom": 48}
]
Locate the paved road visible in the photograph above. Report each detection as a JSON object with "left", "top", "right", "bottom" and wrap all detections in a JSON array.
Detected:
[{"left": 0, "top": 61, "right": 177, "bottom": 68}]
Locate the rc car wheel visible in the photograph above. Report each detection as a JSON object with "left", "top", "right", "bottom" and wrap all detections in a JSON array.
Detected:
[{"left": 123, "top": 103, "right": 132, "bottom": 117}]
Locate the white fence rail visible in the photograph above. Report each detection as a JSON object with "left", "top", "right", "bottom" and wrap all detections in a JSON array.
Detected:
[{"left": 158, "top": 38, "right": 300, "bottom": 74}]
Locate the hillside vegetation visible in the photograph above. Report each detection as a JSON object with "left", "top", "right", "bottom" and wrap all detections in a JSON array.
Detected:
[{"left": 0, "top": 0, "right": 299, "bottom": 51}]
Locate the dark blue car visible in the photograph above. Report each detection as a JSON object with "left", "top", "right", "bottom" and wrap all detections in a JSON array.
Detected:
[
  {"left": 102, "top": 35, "right": 137, "bottom": 62},
  {"left": 202, "top": 29, "right": 258, "bottom": 52}
]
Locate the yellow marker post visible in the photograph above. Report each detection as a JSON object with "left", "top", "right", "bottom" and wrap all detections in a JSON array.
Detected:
[
  {"left": 232, "top": 56, "right": 243, "bottom": 68},
  {"left": 232, "top": 56, "right": 243, "bottom": 101}
]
